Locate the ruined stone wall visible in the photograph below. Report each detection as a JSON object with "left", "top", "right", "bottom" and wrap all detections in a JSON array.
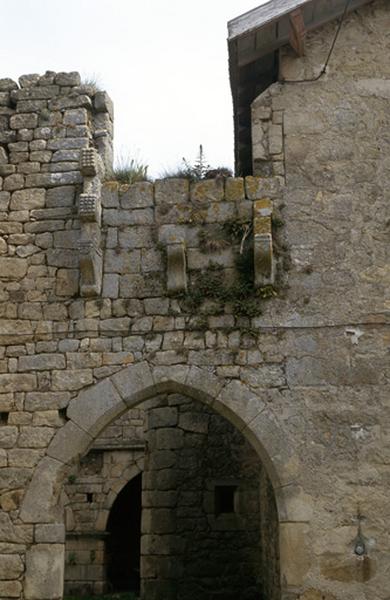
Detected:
[
  {"left": 0, "top": 70, "right": 287, "bottom": 600},
  {"left": 0, "top": 2, "right": 389, "bottom": 597}
]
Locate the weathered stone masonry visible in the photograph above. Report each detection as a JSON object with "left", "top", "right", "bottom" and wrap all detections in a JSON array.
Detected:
[{"left": 0, "top": 1, "right": 390, "bottom": 599}]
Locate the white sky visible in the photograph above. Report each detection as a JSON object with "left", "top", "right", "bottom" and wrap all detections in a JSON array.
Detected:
[{"left": 0, "top": 0, "right": 268, "bottom": 177}]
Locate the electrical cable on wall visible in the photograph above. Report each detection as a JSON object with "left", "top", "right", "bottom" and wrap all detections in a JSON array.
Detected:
[{"left": 282, "top": 0, "right": 353, "bottom": 84}]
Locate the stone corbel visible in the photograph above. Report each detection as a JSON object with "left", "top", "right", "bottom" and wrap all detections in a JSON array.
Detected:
[
  {"left": 78, "top": 237, "right": 103, "bottom": 298},
  {"left": 78, "top": 147, "right": 103, "bottom": 296},
  {"left": 253, "top": 198, "right": 275, "bottom": 287},
  {"left": 78, "top": 193, "right": 101, "bottom": 223},
  {"left": 80, "top": 147, "right": 99, "bottom": 177},
  {"left": 167, "top": 242, "right": 187, "bottom": 293}
]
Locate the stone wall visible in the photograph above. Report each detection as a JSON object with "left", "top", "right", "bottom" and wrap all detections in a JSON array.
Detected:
[
  {"left": 249, "top": 1, "right": 390, "bottom": 599},
  {"left": 63, "top": 395, "right": 279, "bottom": 599},
  {"left": 64, "top": 406, "right": 144, "bottom": 595},
  {"left": 0, "top": 2, "right": 389, "bottom": 598},
  {"left": 142, "top": 394, "right": 278, "bottom": 600}
]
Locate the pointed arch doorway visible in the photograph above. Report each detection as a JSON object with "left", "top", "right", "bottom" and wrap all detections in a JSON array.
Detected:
[
  {"left": 106, "top": 473, "right": 142, "bottom": 595},
  {"left": 21, "top": 362, "right": 308, "bottom": 600}
]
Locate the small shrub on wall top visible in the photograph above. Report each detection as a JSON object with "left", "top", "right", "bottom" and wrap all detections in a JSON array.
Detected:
[{"left": 161, "top": 144, "right": 232, "bottom": 181}]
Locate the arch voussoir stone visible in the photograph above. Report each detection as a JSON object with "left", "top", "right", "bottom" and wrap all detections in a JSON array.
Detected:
[
  {"left": 215, "top": 379, "right": 266, "bottom": 433},
  {"left": 110, "top": 360, "right": 156, "bottom": 406},
  {"left": 67, "top": 378, "right": 127, "bottom": 439},
  {"left": 47, "top": 420, "right": 93, "bottom": 465},
  {"left": 20, "top": 457, "right": 67, "bottom": 524},
  {"left": 184, "top": 365, "right": 225, "bottom": 404},
  {"left": 152, "top": 364, "right": 190, "bottom": 391},
  {"left": 242, "top": 410, "right": 301, "bottom": 492}
]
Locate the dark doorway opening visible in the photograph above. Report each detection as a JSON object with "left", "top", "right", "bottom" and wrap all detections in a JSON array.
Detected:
[{"left": 106, "top": 473, "right": 142, "bottom": 594}]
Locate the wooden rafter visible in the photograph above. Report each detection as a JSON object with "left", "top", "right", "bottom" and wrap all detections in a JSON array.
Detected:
[{"left": 289, "top": 8, "right": 306, "bottom": 56}]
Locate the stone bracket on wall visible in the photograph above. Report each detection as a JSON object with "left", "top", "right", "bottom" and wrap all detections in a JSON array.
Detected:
[
  {"left": 253, "top": 198, "right": 275, "bottom": 287},
  {"left": 166, "top": 242, "right": 187, "bottom": 293},
  {"left": 78, "top": 147, "right": 104, "bottom": 297}
]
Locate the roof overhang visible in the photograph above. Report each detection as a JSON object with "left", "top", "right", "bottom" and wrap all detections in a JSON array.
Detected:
[
  {"left": 228, "top": 0, "right": 373, "bottom": 67},
  {"left": 228, "top": 0, "right": 374, "bottom": 174}
]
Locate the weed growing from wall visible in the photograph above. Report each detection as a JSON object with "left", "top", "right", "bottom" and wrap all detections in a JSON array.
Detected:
[{"left": 109, "top": 155, "right": 149, "bottom": 184}]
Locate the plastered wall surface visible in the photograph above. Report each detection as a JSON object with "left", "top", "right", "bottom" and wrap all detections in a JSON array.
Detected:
[
  {"left": 250, "top": 1, "right": 390, "bottom": 598},
  {"left": 0, "top": 1, "right": 388, "bottom": 598}
]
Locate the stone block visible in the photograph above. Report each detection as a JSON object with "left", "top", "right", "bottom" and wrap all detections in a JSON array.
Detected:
[
  {"left": 102, "top": 273, "right": 119, "bottom": 298},
  {"left": 0, "top": 580, "right": 22, "bottom": 597},
  {"left": 0, "top": 129, "right": 16, "bottom": 145},
  {"left": 0, "top": 554, "right": 23, "bottom": 579},
  {"left": 52, "top": 369, "right": 93, "bottom": 391},
  {"left": 67, "top": 378, "right": 126, "bottom": 438},
  {"left": 0, "top": 78, "right": 18, "bottom": 91},
  {"left": 25, "top": 171, "right": 83, "bottom": 187},
  {"left": 94, "top": 91, "right": 114, "bottom": 118},
  {"left": 53, "top": 230, "right": 79, "bottom": 249},
  {"left": 0, "top": 373, "right": 36, "bottom": 392},
  {"left": 245, "top": 175, "right": 281, "bottom": 200},
  {"left": 25, "top": 391, "right": 70, "bottom": 411},
  {"left": 185, "top": 365, "right": 224, "bottom": 404},
  {"left": 225, "top": 177, "right": 245, "bottom": 201},
  {"left": 0, "top": 426, "right": 18, "bottom": 449},
  {"left": 19, "top": 73, "right": 40, "bottom": 87},
  {"left": 56, "top": 268, "right": 79, "bottom": 296},
  {"left": 178, "top": 412, "right": 209, "bottom": 433},
  {"left": 216, "top": 379, "right": 265, "bottom": 427},
  {"left": 49, "top": 94, "right": 92, "bottom": 111},
  {"left": 10, "top": 113, "right": 38, "bottom": 129},
  {"left": 118, "top": 226, "right": 153, "bottom": 249},
  {"left": 155, "top": 178, "right": 189, "bottom": 204},
  {"left": 148, "top": 407, "right": 178, "bottom": 429},
  {"left": 190, "top": 179, "right": 224, "bottom": 203},
  {"left": 111, "top": 361, "right": 155, "bottom": 406},
  {"left": 279, "top": 522, "right": 311, "bottom": 588},
  {"left": 54, "top": 71, "right": 81, "bottom": 86},
  {"left": 3, "top": 174, "right": 24, "bottom": 191},
  {"left": 20, "top": 457, "right": 66, "bottom": 523},
  {"left": 100, "top": 317, "right": 131, "bottom": 334},
  {"left": 0, "top": 164, "right": 16, "bottom": 178},
  {"left": 119, "top": 181, "right": 154, "bottom": 208},
  {"left": 47, "top": 420, "right": 92, "bottom": 464},
  {"left": 269, "top": 124, "right": 283, "bottom": 155},
  {"left": 35, "top": 523, "right": 65, "bottom": 544},
  {"left": 0, "top": 320, "right": 33, "bottom": 344},
  {"left": 18, "top": 426, "right": 55, "bottom": 448},
  {"left": 18, "top": 353, "right": 65, "bottom": 371},
  {"left": 63, "top": 108, "right": 88, "bottom": 126},
  {"left": 47, "top": 248, "right": 79, "bottom": 268},
  {"left": 25, "top": 544, "right": 64, "bottom": 599}
]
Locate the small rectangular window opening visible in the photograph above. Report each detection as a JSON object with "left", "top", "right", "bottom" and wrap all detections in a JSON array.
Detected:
[
  {"left": 86, "top": 493, "right": 94, "bottom": 503},
  {"left": 0, "top": 412, "right": 9, "bottom": 425},
  {"left": 58, "top": 408, "right": 68, "bottom": 421},
  {"left": 215, "top": 485, "right": 237, "bottom": 516}
]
